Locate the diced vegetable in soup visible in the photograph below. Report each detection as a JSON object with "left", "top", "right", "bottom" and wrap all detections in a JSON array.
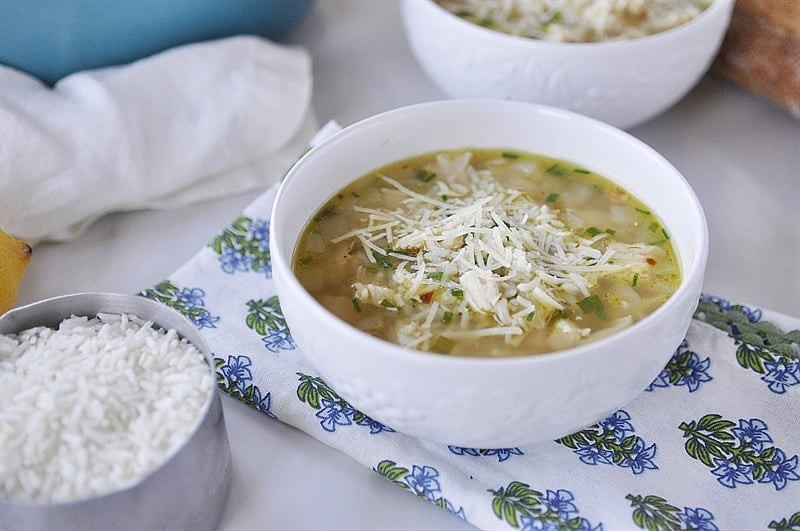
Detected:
[{"left": 293, "top": 150, "right": 680, "bottom": 357}]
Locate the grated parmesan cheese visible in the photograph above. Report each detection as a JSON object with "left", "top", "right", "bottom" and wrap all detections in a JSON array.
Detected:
[
  {"left": 340, "top": 151, "right": 654, "bottom": 350},
  {"left": 436, "top": 0, "right": 713, "bottom": 42}
]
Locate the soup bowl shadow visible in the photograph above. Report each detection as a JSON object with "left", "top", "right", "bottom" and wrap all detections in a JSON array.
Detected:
[
  {"left": 400, "top": 0, "right": 734, "bottom": 130},
  {"left": 270, "top": 100, "right": 708, "bottom": 449}
]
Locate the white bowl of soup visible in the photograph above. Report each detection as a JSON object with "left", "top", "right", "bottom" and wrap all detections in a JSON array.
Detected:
[
  {"left": 400, "top": 0, "right": 734, "bottom": 129},
  {"left": 270, "top": 100, "right": 707, "bottom": 448}
]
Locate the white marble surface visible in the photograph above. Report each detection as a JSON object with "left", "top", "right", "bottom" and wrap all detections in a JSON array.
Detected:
[{"left": 14, "top": 1, "right": 799, "bottom": 530}]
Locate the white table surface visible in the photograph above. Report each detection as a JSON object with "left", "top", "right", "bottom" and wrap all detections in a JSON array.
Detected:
[{"left": 15, "top": 1, "right": 800, "bottom": 530}]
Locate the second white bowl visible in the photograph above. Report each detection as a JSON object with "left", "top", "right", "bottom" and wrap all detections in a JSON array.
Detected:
[{"left": 400, "top": 0, "right": 734, "bottom": 129}]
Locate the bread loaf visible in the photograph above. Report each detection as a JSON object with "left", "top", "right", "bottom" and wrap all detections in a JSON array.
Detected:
[{"left": 712, "top": 0, "right": 800, "bottom": 118}]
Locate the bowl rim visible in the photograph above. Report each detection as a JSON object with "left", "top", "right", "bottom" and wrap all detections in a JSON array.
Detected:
[
  {"left": 0, "top": 291, "right": 220, "bottom": 506},
  {"left": 411, "top": 0, "right": 733, "bottom": 49},
  {"left": 273, "top": 99, "right": 709, "bottom": 368}
]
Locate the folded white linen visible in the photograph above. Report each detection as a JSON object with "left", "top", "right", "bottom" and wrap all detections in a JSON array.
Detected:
[{"left": 0, "top": 35, "right": 315, "bottom": 243}]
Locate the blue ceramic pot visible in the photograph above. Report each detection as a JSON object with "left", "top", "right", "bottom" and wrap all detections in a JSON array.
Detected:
[{"left": 0, "top": 0, "right": 313, "bottom": 84}]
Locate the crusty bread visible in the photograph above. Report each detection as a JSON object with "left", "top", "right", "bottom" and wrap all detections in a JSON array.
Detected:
[
  {"left": 712, "top": 0, "right": 800, "bottom": 118},
  {"left": 732, "top": 0, "right": 800, "bottom": 39}
]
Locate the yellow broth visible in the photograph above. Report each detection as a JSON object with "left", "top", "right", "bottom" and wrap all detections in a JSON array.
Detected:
[{"left": 293, "top": 149, "right": 680, "bottom": 357}]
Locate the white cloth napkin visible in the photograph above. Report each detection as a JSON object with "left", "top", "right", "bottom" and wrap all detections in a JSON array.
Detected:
[
  {"left": 141, "top": 127, "right": 800, "bottom": 531},
  {"left": 0, "top": 35, "right": 315, "bottom": 243}
]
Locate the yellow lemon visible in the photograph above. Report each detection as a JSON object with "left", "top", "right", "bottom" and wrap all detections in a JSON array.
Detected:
[{"left": 0, "top": 229, "right": 32, "bottom": 314}]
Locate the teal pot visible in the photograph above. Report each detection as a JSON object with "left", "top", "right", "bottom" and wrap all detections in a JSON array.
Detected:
[{"left": 0, "top": 0, "right": 313, "bottom": 84}]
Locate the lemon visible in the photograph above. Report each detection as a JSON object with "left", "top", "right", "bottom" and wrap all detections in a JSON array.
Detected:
[{"left": 0, "top": 229, "right": 32, "bottom": 314}]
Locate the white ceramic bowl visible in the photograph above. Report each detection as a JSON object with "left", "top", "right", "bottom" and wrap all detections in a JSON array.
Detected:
[
  {"left": 400, "top": 0, "right": 734, "bottom": 129},
  {"left": 270, "top": 100, "right": 708, "bottom": 448}
]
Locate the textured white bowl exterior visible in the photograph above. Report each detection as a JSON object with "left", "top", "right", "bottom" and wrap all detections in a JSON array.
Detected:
[
  {"left": 270, "top": 100, "right": 708, "bottom": 448},
  {"left": 400, "top": 0, "right": 733, "bottom": 129}
]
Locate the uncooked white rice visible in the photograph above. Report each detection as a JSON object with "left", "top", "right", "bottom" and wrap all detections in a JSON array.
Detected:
[{"left": 0, "top": 313, "right": 212, "bottom": 503}]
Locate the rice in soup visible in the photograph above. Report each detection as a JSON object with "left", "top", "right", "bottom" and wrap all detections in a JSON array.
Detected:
[
  {"left": 294, "top": 149, "right": 680, "bottom": 357},
  {"left": 435, "top": 0, "right": 713, "bottom": 42}
]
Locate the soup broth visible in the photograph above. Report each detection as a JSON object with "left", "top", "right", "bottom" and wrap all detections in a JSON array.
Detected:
[{"left": 294, "top": 149, "right": 680, "bottom": 357}]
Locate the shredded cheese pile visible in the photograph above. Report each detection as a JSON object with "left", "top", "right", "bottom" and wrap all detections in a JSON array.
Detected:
[
  {"left": 436, "top": 0, "right": 712, "bottom": 42},
  {"left": 337, "top": 152, "right": 652, "bottom": 349}
]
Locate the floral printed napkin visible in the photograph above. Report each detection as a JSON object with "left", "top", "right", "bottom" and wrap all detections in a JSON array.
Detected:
[{"left": 140, "top": 174, "right": 800, "bottom": 531}]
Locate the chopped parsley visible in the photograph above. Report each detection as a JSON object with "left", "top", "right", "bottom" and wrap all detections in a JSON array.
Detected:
[
  {"left": 546, "top": 10, "right": 563, "bottom": 24},
  {"left": 501, "top": 151, "right": 519, "bottom": 159},
  {"left": 546, "top": 164, "right": 568, "bottom": 177},
  {"left": 545, "top": 192, "right": 559, "bottom": 203},
  {"left": 441, "top": 311, "right": 454, "bottom": 324},
  {"left": 451, "top": 288, "right": 464, "bottom": 297},
  {"left": 416, "top": 169, "right": 437, "bottom": 183},
  {"left": 380, "top": 298, "right": 398, "bottom": 309},
  {"left": 577, "top": 295, "right": 607, "bottom": 320},
  {"left": 352, "top": 298, "right": 362, "bottom": 313},
  {"left": 372, "top": 251, "right": 393, "bottom": 269}
]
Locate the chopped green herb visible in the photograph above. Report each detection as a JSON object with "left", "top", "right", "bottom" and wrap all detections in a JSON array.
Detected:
[
  {"left": 455, "top": 9, "right": 471, "bottom": 17},
  {"left": 526, "top": 311, "right": 535, "bottom": 321},
  {"left": 545, "top": 192, "right": 559, "bottom": 203},
  {"left": 441, "top": 311, "right": 454, "bottom": 324},
  {"left": 431, "top": 336, "right": 455, "bottom": 354},
  {"left": 372, "top": 251, "right": 393, "bottom": 269},
  {"left": 647, "top": 239, "right": 666, "bottom": 246},
  {"left": 547, "top": 10, "right": 562, "bottom": 24},
  {"left": 380, "top": 298, "right": 398, "bottom": 309},
  {"left": 429, "top": 271, "right": 443, "bottom": 281},
  {"left": 605, "top": 228, "right": 616, "bottom": 235},
  {"left": 586, "top": 226, "right": 601, "bottom": 237},
  {"left": 451, "top": 288, "right": 464, "bottom": 297},
  {"left": 298, "top": 255, "right": 313, "bottom": 266},
  {"left": 546, "top": 164, "right": 568, "bottom": 177},
  {"left": 577, "top": 294, "right": 608, "bottom": 320},
  {"left": 574, "top": 168, "right": 591, "bottom": 174},
  {"left": 648, "top": 222, "right": 659, "bottom": 233},
  {"left": 632, "top": 273, "right": 639, "bottom": 287},
  {"left": 478, "top": 17, "right": 493, "bottom": 27},
  {"left": 365, "top": 266, "right": 378, "bottom": 274},
  {"left": 416, "top": 169, "right": 437, "bottom": 183},
  {"left": 635, "top": 207, "right": 651, "bottom": 215},
  {"left": 501, "top": 151, "right": 519, "bottom": 159},
  {"left": 352, "top": 298, "right": 362, "bottom": 313},
  {"left": 661, "top": 228, "right": 670, "bottom": 241},
  {"left": 441, "top": 194, "right": 449, "bottom": 201}
]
